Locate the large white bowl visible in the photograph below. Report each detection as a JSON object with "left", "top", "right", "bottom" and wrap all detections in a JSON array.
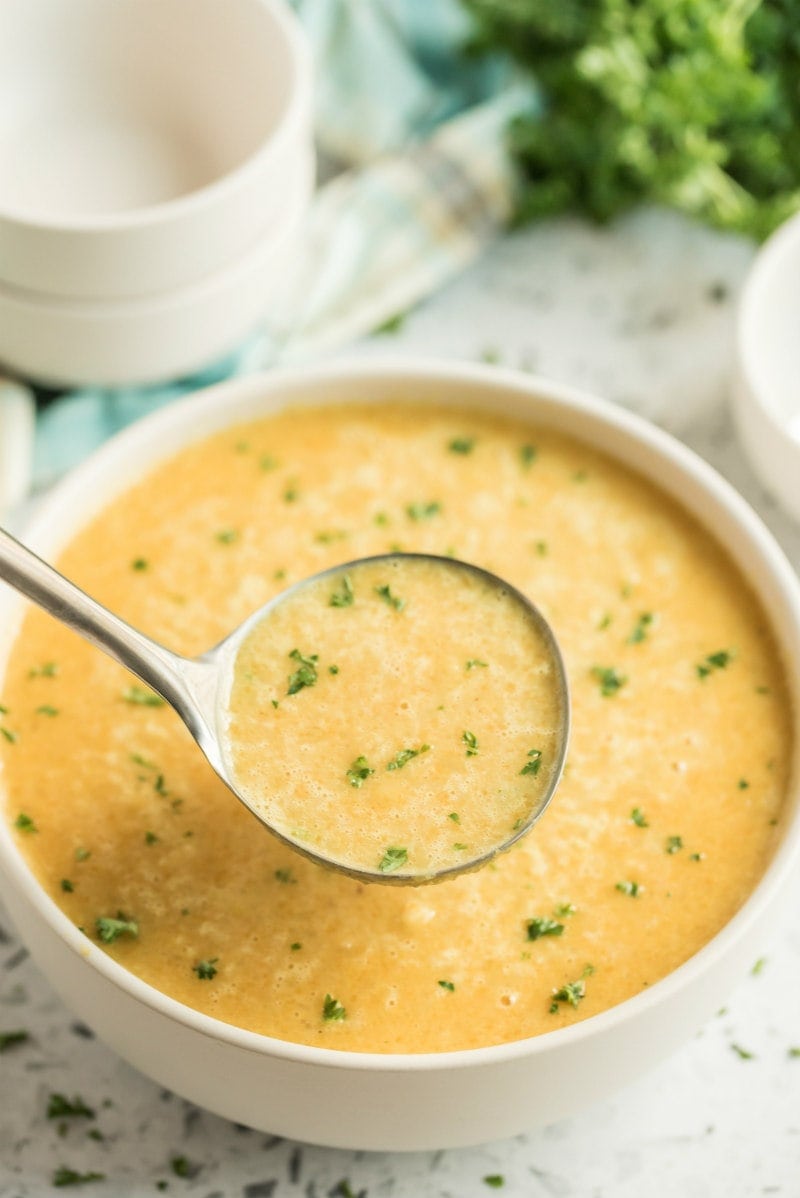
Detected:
[
  {"left": 0, "top": 360, "right": 798, "bottom": 1151},
  {"left": 0, "top": 153, "right": 313, "bottom": 387},
  {"left": 0, "top": 0, "right": 312, "bottom": 300}
]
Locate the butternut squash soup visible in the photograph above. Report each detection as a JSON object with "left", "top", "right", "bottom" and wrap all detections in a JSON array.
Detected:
[
  {"left": 1, "top": 402, "right": 791, "bottom": 1053},
  {"left": 224, "top": 554, "right": 567, "bottom": 879}
]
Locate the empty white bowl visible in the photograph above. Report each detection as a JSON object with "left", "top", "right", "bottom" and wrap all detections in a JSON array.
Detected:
[
  {"left": 0, "top": 0, "right": 313, "bottom": 300},
  {"left": 0, "top": 360, "right": 799, "bottom": 1151},
  {"left": 0, "top": 153, "right": 313, "bottom": 386},
  {"left": 734, "top": 211, "right": 800, "bottom": 524}
]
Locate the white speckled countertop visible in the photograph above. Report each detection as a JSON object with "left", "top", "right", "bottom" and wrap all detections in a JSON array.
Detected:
[{"left": 2, "top": 208, "right": 799, "bottom": 1197}]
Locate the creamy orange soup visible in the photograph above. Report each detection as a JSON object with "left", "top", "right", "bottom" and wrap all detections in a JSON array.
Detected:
[
  {"left": 1, "top": 402, "right": 792, "bottom": 1053},
  {"left": 225, "top": 555, "right": 566, "bottom": 879}
]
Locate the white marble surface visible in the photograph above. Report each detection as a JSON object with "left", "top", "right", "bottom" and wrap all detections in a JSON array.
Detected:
[{"left": 2, "top": 208, "right": 800, "bottom": 1197}]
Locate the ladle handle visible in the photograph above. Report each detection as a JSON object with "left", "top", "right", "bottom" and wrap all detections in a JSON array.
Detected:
[{"left": 0, "top": 527, "right": 205, "bottom": 720}]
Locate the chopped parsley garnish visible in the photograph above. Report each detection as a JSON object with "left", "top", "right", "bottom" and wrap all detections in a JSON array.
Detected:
[
  {"left": 615, "top": 879, "right": 641, "bottom": 897},
  {"left": 630, "top": 807, "right": 649, "bottom": 827},
  {"left": 484, "top": 1178, "right": 505, "bottom": 1190},
  {"left": 215, "top": 528, "right": 239, "bottom": 544},
  {"left": 526, "top": 917, "right": 565, "bottom": 941},
  {"left": 449, "top": 437, "right": 475, "bottom": 455},
  {"left": 95, "top": 914, "right": 139, "bottom": 943},
  {"left": 738, "top": 778, "right": 750, "bottom": 790},
  {"left": 438, "top": 979, "right": 456, "bottom": 991},
  {"left": 14, "top": 812, "right": 36, "bottom": 833},
  {"left": 697, "top": 649, "right": 733, "bottom": 679},
  {"left": 290, "top": 942, "right": 302, "bottom": 951},
  {"left": 283, "top": 485, "right": 300, "bottom": 503},
  {"left": 131, "top": 558, "right": 149, "bottom": 571},
  {"left": 387, "top": 745, "right": 430, "bottom": 771},
  {"left": 322, "top": 994, "right": 346, "bottom": 1021},
  {"left": 597, "top": 612, "right": 613, "bottom": 631},
  {"left": 520, "top": 444, "right": 537, "bottom": 468},
  {"left": 259, "top": 454, "right": 279, "bottom": 472},
  {"left": 374, "top": 310, "right": 407, "bottom": 335},
  {"left": 274, "top": 868, "right": 296, "bottom": 884},
  {"left": 193, "top": 958, "right": 218, "bottom": 980},
  {"left": 453, "top": 842, "right": 468, "bottom": 851},
  {"left": 549, "top": 966, "right": 593, "bottom": 1013},
  {"left": 375, "top": 584, "right": 405, "bottom": 612},
  {"left": 170, "top": 1156, "right": 197, "bottom": 1179},
  {"left": 378, "top": 846, "right": 409, "bottom": 873},
  {"left": 591, "top": 665, "right": 627, "bottom": 697},
  {"left": 0, "top": 1029, "right": 29, "bottom": 1053},
  {"left": 53, "top": 1167, "right": 106, "bottom": 1187},
  {"left": 61, "top": 878, "right": 74, "bottom": 892},
  {"left": 788, "top": 1047, "right": 800, "bottom": 1059},
  {"left": 731, "top": 1043, "right": 755, "bottom": 1060},
  {"left": 346, "top": 756, "right": 374, "bottom": 788},
  {"left": 314, "top": 529, "right": 348, "bottom": 544},
  {"left": 751, "top": 957, "right": 767, "bottom": 976},
  {"left": 328, "top": 664, "right": 340, "bottom": 675},
  {"left": 665, "top": 835, "right": 684, "bottom": 854},
  {"left": 554, "top": 902, "right": 576, "bottom": 917},
  {"left": 144, "top": 831, "right": 158, "bottom": 845},
  {"left": 329, "top": 574, "right": 355, "bottom": 607},
  {"left": 405, "top": 500, "right": 442, "bottom": 521},
  {"left": 1, "top": 727, "right": 17, "bottom": 743},
  {"left": 29, "top": 661, "right": 58, "bottom": 678},
  {"left": 449, "top": 812, "right": 460, "bottom": 823},
  {"left": 287, "top": 648, "right": 319, "bottom": 695},
  {"left": 627, "top": 612, "right": 654, "bottom": 644},
  {"left": 466, "top": 658, "right": 488, "bottom": 670},
  {"left": 462, "top": 730, "right": 479, "bottom": 757},
  {"left": 74, "top": 847, "right": 91, "bottom": 862},
  {"left": 36, "top": 705, "right": 59, "bottom": 716},
  {"left": 520, "top": 748, "right": 542, "bottom": 776},
  {"left": 121, "top": 685, "right": 165, "bottom": 707},
  {"left": 47, "top": 1093, "right": 95, "bottom": 1120},
  {"left": 534, "top": 539, "right": 548, "bottom": 556}
]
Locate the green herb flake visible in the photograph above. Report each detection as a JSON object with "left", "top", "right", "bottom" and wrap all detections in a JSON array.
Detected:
[
  {"left": 554, "top": 902, "right": 576, "bottom": 918},
  {"left": 630, "top": 807, "right": 649, "bottom": 827},
  {"left": 731, "top": 1043, "right": 755, "bottom": 1060},
  {"left": 597, "top": 612, "right": 613, "bottom": 631},
  {"left": 665, "top": 835, "right": 684, "bottom": 854},
  {"left": 53, "top": 1167, "right": 105, "bottom": 1187},
  {"left": 14, "top": 812, "right": 36, "bottom": 833},
  {"left": 61, "top": 878, "right": 74, "bottom": 893},
  {"left": 95, "top": 914, "right": 139, "bottom": 944},
  {"left": 214, "top": 527, "right": 239, "bottom": 544},
  {"left": 75, "top": 847, "right": 91, "bottom": 862},
  {"left": 346, "top": 755, "right": 374, "bottom": 788},
  {"left": 36, "top": 704, "right": 59, "bottom": 716},
  {"left": 462, "top": 730, "right": 479, "bottom": 757},
  {"left": 47, "top": 1094, "right": 95, "bottom": 1120},
  {"left": 438, "top": 979, "right": 456, "bottom": 991},
  {"left": 520, "top": 748, "right": 542, "bottom": 776},
  {"left": 29, "top": 661, "right": 58, "bottom": 678},
  {"left": 193, "top": 958, "right": 218, "bottom": 981},
  {"left": 283, "top": 485, "right": 300, "bottom": 503},
  {"left": 322, "top": 993, "right": 346, "bottom": 1021},
  {"left": 591, "top": 666, "right": 627, "bottom": 697},
  {"left": 170, "top": 1155, "right": 196, "bottom": 1179},
  {"left": 259, "top": 454, "right": 279, "bottom": 472},
  {"left": 519, "top": 444, "right": 537, "bottom": 469},
  {"left": 483, "top": 1178, "right": 505, "bottom": 1190},
  {"left": 448, "top": 812, "right": 461, "bottom": 823},
  {"left": 329, "top": 574, "right": 355, "bottom": 608},
  {"left": 131, "top": 557, "right": 149, "bottom": 572},
  {"left": 615, "top": 879, "right": 641, "bottom": 897},
  {"left": 144, "top": 831, "right": 158, "bottom": 845},
  {"left": 405, "top": 500, "right": 442, "bottom": 521},
  {"left": 466, "top": 658, "right": 488, "bottom": 670},
  {"left": 449, "top": 437, "right": 475, "bottom": 455},
  {"left": 387, "top": 745, "right": 430, "bottom": 771},
  {"left": 121, "top": 686, "right": 165, "bottom": 707},
  {"left": 375, "top": 583, "right": 405, "bottom": 612},
  {"left": 697, "top": 650, "right": 734, "bottom": 679},
  {"left": 328, "top": 664, "right": 340, "bottom": 675},
  {"left": 628, "top": 612, "right": 654, "bottom": 644},
  {"left": 374, "top": 310, "right": 408, "bottom": 335},
  {"left": 549, "top": 969, "right": 592, "bottom": 1013},
  {"left": 751, "top": 957, "right": 767, "bottom": 976},
  {"left": 526, "top": 916, "right": 565, "bottom": 941},
  {"left": 290, "top": 942, "right": 302, "bottom": 952},
  {"left": 788, "top": 1047, "right": 800, "bottom": 1058},
  {"left": 274, "top": 868, "right": 296, "bottom": 884},
  {"left": 1, "top": 727, "right": 17, "bottom": 744},
  {"left": 287, "top": 648, "right": 319, "bottom": 695},
  {"left": 0, "top": 1029, "right": 29, "bottom": 1053},
  {"left": 738, "top": 778, "right": 750, "bottom": 790},
  {"left": 378, "top": 846, "right": 409, "bottom": 873}
]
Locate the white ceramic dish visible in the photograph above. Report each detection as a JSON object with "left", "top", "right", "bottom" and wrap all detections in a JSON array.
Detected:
[
  {"left": 0, "top": 154, "right": 313, "bottom": 387},
  {"left": 0, "top": 0, "right": 312, "bottom": 300},
  {"left": 734, "top": 210, "right": 800, "bottom": 524},
  {"left": 0, "top": 360, "right": 798, "bottom": 1151}
]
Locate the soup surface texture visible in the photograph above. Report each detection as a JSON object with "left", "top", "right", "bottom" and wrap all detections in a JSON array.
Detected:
[
  {"left": 224, "top": 554, "right": 566, "bottom": 880},
  {"left": 2, "top": 401, "right": 792, "bottom": 1053}
]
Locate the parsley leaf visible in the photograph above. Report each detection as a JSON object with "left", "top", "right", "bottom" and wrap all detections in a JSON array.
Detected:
[
  {"left": 121, "top": 685, "right": 165, "bottom": 707},
  {"left": 0, "top": 1029, "right": 29, "bottom": 1053},
  {"left": 520, "top": 748, "right": 542, "bottom": 776},
  {"left": 322, "top": 994, "right": 346, "bottom": 1021},
  {"left": 95, "top": 914, "right": 139, "bottom": 943},
  {"left": 329, "top": 574, "right": 355, "bottom": 607},
  {"left": 378, "top": 846, "right": 409, "bottom": 873},
  {"left": 374, "top": 583, "right": 405, "bottom": 611},
  {"left": 406, "top": 500, "right": 442, "bottom": 521},
  {"left": 287, "top": 649, "right": 318, "bottom": 695},
  {"left": 53, "top": 1168, "right": 105, "bottom": 1187},
  {"left": 47, "top": 1094, "right": 95, "bottom": 1120},
  {"left": 591, "top": 666, "right": 627, "bottom": 697},
  {"left": 346, "top": 756, "right": 374, "bottom": 788},
  {"left": 462, "top": 730, "right": 479, "bottom": 757},
  {"left": 193, "top": 958, "right": 218, "bottom": 980},
  {"left": 526, "top": 917, "right": 565, "bottom": 941},
  {"left": 387, "top": 745, "right": 430, "bottom": 771}
]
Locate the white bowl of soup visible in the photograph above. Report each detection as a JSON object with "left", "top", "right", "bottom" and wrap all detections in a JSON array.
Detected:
[{"left": 0, "top": 360, "right": 798, "bottom": 1151}]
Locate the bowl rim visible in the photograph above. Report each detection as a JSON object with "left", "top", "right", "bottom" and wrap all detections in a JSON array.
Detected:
[
  {"left": 736, "top": 207, "right": 800, "bottom": 430},
  {"left": 0, "top": 0, "right": 312, "bottom": 234},
  {"left": 2, "top": 356, "right": 799, "bottom": 1074}
]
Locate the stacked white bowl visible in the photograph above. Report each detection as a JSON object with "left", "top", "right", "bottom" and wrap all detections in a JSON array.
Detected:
[{"left": 0, "top": 0, "right": 314, "bottom": 386}]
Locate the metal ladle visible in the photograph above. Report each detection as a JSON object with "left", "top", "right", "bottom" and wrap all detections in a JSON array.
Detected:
[{"left": 0, "top": 531, "right": 570, "bottom": 883}]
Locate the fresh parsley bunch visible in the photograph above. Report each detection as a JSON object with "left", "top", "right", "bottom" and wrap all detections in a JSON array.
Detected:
[{"left": 462, "top": 0, "right": 800, "bottom": 240}]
